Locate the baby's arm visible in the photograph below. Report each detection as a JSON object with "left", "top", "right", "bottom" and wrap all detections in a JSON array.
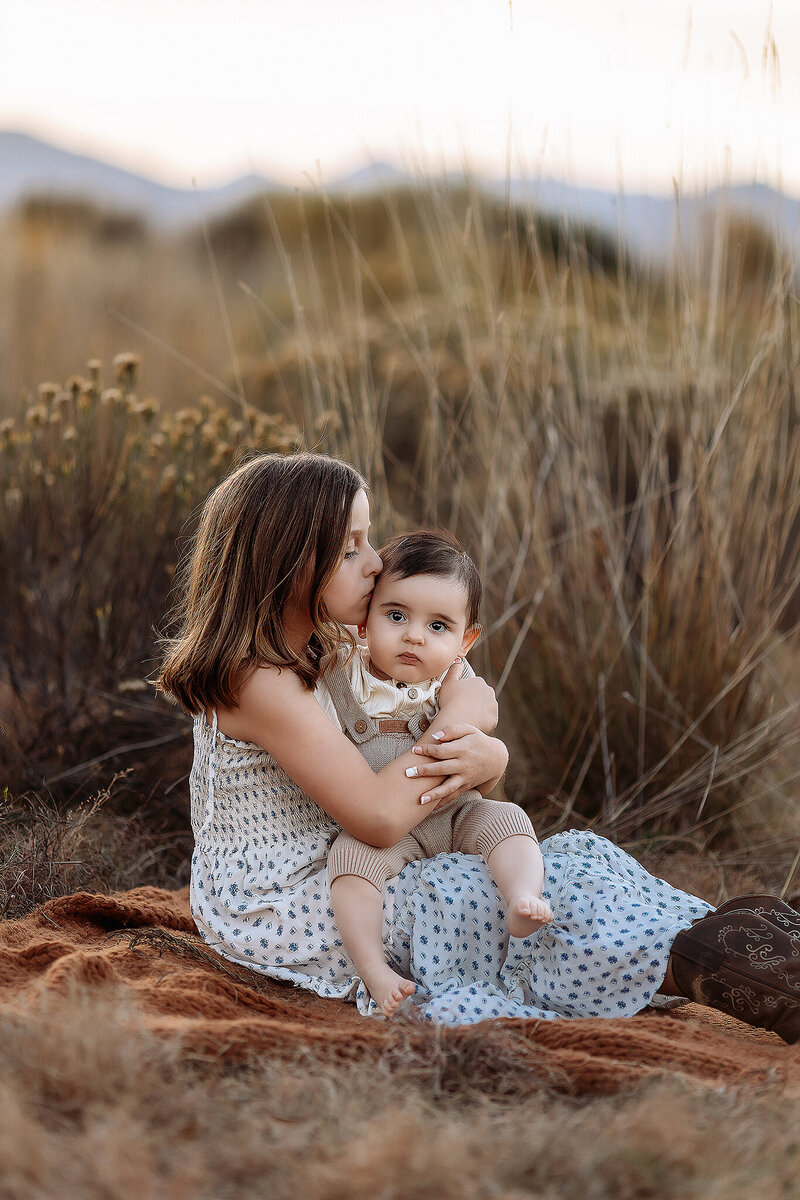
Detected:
[{"left": 407, "top": 659, "right": 508, "bottom": 803}]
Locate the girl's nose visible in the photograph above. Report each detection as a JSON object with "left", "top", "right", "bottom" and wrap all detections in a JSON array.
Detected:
[{"left": 366, "top": 547, "right": 382, "bottom": 577}]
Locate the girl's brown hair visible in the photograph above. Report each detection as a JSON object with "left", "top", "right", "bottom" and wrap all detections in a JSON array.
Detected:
[{"left": 156, "top": 452, "right": 366, "bottom": 714}]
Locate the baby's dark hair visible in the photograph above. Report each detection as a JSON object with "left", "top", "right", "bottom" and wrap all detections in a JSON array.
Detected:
[{"left": 377, "top": 530, "right": 482, "bottom": 629}]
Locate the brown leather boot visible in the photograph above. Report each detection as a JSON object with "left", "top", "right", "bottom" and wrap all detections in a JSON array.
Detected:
[
  {"left": 668, "top": 908, "right": 800, "bottom": 1044},
  {"left": 713, "top": 894, "right": 800, "bottom": 936}
]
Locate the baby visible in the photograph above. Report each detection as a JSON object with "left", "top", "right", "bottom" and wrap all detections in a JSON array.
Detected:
[{"left": 316, "top": 530, "right": 552, "bottom": 1016}]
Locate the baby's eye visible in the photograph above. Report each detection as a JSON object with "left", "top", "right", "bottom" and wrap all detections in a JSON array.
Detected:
[
  {"left": 429, "top": 621, "right": 449, "bottom": 634},
  {"left": 386, "top": 610, "right": 406, "bottom": 623}
]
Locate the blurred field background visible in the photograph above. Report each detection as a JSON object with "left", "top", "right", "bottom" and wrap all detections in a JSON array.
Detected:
[{"left": 2, "top": 178, "right": 800, "bottom": 1198}]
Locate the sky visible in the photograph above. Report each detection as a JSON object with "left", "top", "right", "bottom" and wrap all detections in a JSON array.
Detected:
[{"left": 1, "top": 0, "right": 799, "bottom": 196}]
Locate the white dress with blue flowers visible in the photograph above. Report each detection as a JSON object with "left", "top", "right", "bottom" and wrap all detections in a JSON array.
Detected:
[{"left": 189, "top": 714, "right": 712, "bottom": 1024}]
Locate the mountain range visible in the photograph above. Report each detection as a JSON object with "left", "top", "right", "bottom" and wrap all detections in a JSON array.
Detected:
[{"left": 2, "top": 130, "right": 800, "bottom": 262}]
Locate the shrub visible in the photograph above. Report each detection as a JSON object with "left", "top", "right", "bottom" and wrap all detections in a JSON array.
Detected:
[{"left": 0, "top": 355, "right": 299, "bottom": 790}]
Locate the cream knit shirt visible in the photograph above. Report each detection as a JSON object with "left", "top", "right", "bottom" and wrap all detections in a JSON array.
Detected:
[{"left": 315, "top": 646, "right": 441, "bottom": 730}]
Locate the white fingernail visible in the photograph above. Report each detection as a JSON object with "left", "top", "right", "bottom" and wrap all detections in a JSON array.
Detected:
[
  {"left": 405, "top": 766, "right": 418, "bottom": 777},
  {"left": 432, "top": 731, "right": 445, "bottom": 741},
  {"left": 420, "top": 794, "right": 432, "bottom": 804}
]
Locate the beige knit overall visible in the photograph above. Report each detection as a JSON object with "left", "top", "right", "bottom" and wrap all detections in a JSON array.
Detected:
[{"left": 323, "top": 656, "right": 537, "bottom": 892}]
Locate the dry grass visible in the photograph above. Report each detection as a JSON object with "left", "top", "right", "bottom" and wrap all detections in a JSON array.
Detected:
[
  {"left": 0, "top": 986, "right": 797, "bottom": 1200},
  {"left": 0, "top": 779, "right": 190, "bottom": 921},
  {"left": 231, "top": 181, "right": 800, "bottom": 842},
  {"left": 3, "top": 182, "right": 800, "bottom": 852},
  {"left": 2, "top": 176, "right": 800, "bottom": 1200}
]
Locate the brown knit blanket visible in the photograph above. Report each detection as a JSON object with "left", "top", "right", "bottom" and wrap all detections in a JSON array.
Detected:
[{"left": 1, "top": 886, "right": 797, "bottom": 1097}]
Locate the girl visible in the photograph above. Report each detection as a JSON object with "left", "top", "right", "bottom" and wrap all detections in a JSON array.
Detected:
[{"left": 157, "top": 451, "right": 800, "bottom": 1039}]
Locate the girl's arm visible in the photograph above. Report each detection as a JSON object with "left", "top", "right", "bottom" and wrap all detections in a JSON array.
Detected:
[
  {"left": 409, "top": 724, "right": 508, "bottom": 801},
  {"left": 217, "top": 665, "right": 506, "bottom": 848}
]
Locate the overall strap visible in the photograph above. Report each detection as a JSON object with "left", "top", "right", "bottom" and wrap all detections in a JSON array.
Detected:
[
  {"left": 406, "top": 711, "right": 432, "bottom": 739},
  {"left": 322, "top": 652, "right": 377, "bottom": 745}
]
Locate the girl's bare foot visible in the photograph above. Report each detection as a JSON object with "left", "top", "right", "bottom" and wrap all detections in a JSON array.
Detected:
[
  {"left": 362, "top": 963, "right": 417, "bottom": 1017},
  {"left": 507, "top": 895, "right": 553, "bottom": 939}
]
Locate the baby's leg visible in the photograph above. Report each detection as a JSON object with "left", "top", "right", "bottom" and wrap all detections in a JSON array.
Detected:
[
  {"left": 330, "top": 875, "right": 415, "bottom": 1017},
  {"left": 485, "top": 835, "right": 553, "bottom": 938},
  {"left": 451, "top": 798, "right": 553, "bottom": 939}
]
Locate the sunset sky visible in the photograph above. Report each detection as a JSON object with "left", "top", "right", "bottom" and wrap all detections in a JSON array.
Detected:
[{"left": 1, "top": 0, "right": 798, "bottom": 196}]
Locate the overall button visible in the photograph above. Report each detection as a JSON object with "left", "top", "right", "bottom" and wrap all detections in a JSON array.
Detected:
[
  {"left": 418, "top": 717, "right": 429, "bottom": 731},
  {"left": 354, "top": 719, "right": 368, "bottom": 733},
  {"left": 407, "top": 688, "right": 418, "bottom": 700}
]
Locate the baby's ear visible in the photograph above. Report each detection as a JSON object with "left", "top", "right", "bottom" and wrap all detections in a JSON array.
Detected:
[{"left": 460, "top": 624, "right": 481, "bottom": 655}]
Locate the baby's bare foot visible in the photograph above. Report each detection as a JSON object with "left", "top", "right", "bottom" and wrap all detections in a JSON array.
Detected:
[
  {"left": 362, "top": 963, "right": 417, "bottom": 1017},
  {"left": 507, "top": 895, "right": 553, "bottom": 939}
]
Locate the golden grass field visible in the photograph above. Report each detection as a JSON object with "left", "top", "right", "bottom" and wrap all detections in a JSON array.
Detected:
[{"left": 1, "top": 181, "right": 799, "bottom": 1196}]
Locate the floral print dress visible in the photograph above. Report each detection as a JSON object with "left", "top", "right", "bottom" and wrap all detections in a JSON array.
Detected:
[{"left": 189, "top": 714, "right": 711, "bottom": 1024}]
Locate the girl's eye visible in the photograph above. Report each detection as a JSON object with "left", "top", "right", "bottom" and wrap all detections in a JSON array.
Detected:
[
  {"left": 344, "top": 549, "right": 358, "bottom": 560},
  {"left": 387, "top": 610, "right": 406, "bottom": 623}
]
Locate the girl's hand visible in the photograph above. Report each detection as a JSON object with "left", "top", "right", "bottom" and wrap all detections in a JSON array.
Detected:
[
  {"left": 437, "top": 673, "right": 498, "bottom": 734},
  {"left": 409, "top": 725, "right": 509, "bottom": 806}
]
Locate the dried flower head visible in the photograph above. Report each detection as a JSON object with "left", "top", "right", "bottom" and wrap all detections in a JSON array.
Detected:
[
  {"left": 0, "top": 418, "right": 15, "bottom": 439},
  {"left": 175, "top": 407, "right": 203, "bottom": 429},
  {"left": 138, "top": 397, "right": 160, "bottom": 421},
  {"left": 4, "top": 486, "right": 22, "bottom": 509},
  {"left": 100, "top": 388, "right": 122, "bottom": 408},
  {"left": 26, "top": 405, "right": 48, "bottom": 427},
  {"left": 66, "top": 376, "right": 84, "bottom": 398},
  {"left": 159, "top": 464, "right": 178, "bottom": 495},
  {"left": 62, "top": 426, "right": 78, "bottom": 443},
  {"left": 112, "top": 352, "right": 141, "bottom": 384},
  {"left": 37, "top": 383, "right": 59, "bottom": 403}
]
